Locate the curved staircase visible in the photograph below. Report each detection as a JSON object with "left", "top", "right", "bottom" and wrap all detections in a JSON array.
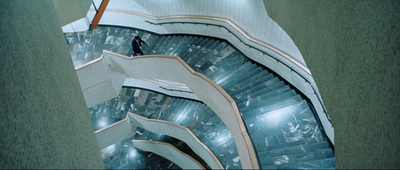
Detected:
[{"left": 68, "top": 26, "right": 335, "bottom": 169}]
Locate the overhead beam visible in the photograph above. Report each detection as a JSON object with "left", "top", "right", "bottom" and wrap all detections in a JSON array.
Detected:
[{"left": 91, "top": 0, "right": 109, "bottom": 29}]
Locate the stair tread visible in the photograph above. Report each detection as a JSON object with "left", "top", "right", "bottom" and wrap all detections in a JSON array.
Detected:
[{"left": 241, "top": 90, "right": 300, "bottom": 117}]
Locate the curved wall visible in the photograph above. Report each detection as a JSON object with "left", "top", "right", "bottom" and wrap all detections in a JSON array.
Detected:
[
  {"left": 0, "top": 1, "right": 103, "bottom": 168},
  {"left": 264, "top": 1, "right": 400, "bottom": 168}
]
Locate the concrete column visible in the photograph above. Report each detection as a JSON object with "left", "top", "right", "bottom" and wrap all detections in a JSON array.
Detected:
[
  {"left": 0, "top": 0, "right": 104, "bottom": 168},
  {"left": 263, "top": 0, "right": 400, "bottom": 168}
]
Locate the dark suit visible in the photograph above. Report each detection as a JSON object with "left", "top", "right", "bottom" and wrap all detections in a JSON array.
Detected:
[{"left": 132, "top": 38, "right": 146, "bottom": 56}]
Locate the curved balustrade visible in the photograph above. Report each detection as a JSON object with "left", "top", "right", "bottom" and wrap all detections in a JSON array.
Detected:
[
  {"left": 89, "top": 87, "right": 211, "bottom": 169},
  {"left": 83, "top": 10, "right": 332, "bottom": 139},
  {"left": 91, "top": 93, "right": 222, "bottom": 169},
  {"left": 142, "top": 19, "right": 331, "bottom": 127},
  {"left": 100, "top": 137, "right": 181, "bottom": 169},
  {"left": 93, "top": 111, "right": 220, "bottom": 169},
  {"left": 143, "top": 19, "right": 329, "bottom": 118},
  {"left": 127, "top": 112, "right": 223, "bottom": 169},
  {"left": 70, "top": 26, "right": 334, "bottom": 169},
  {"left": 123, "top": 77, "right": 200, "bottom": 101},
  {"left": 77, "top": 49, "right": 258, "bottom": 169},
  {"left": 103, "top": 50, "right": 258, "bottom": 169},
  {"left": 88, "top": 9, "right": 310, "bottom": 75},
  {"left": 138, "top": 34, "right": 334, "bottom": 169},
  {"left": 132, "top": 140, "right": 205, "bottom": 169},
  {"left": 75, "top": 54, "right": 126, "bottom": 108},
  {"left": 92, "top": 87, "right": 237, "bottom": 169},
  {"left": 126, "top": 88, "right": 241, "bottom": 168},
  {"left": 95, "top": 114, "right": 134, "bottom": 149}
]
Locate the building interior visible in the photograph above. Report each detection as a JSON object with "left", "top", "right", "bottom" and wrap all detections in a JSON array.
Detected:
[{"left": 0, "top": 0, "right": 399, "bottom": 169}]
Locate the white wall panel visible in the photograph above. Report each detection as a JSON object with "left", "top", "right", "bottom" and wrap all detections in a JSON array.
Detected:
[
  {"left": 95, "top": 118, "right": 134, "bottom": 149},
  {"left": 88, "top": 0, "right": 305, "bottom": 66}
]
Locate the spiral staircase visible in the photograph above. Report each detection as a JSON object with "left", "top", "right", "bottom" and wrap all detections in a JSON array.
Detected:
[{"left": 68, "top": 26, "right": 334, "bottom": 169}]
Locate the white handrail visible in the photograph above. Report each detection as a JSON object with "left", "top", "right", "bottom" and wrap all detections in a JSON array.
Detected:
[
  {"left": 87, "top": 8, "right": 331, "bottom": 128},
  {"left": 93, "top": 112, "right": 223, "bottom": 169},
  {"left": 132, "top": 140, "right": 205, "bottom": 169},
  {"left": 127, "top": 112, "right": 224, "bottom": 169},
  {"left": 103, "top": 50, "right": 259, "bottom": 169},
  {"left": 89, "top": 8, "right": 311, "bottom": 76},
  {"left": 81, "top": 50, "right": 259, "bottom": 169}
]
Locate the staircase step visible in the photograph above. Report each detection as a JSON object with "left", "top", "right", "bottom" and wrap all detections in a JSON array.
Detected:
[
  {"left": 275, "top": 157, "right": 335, "bottom": 169},
  {"left": 186, "top": 38, "right": 216, "bottom": 64},
  {"left": 157, "top": 35, "right": 175, "bottom": 54},
  {"left": 184, "top": 37, "right": 211, "bottom": 64},
  {"left": 203, "top": 53, "right": 248, "bottom": 81},
  {"left": 204, "top": 41, "right": 231, "bottom": 66},
  {"left": 195, "top": 42, "right": 232, "bottom": 74},
  {"left": 150, "top": 35, "right": 168, "bottom": 54},
  {"left": 202, "top": 125, "right": 232, "bottom": 148},
  {"left": 185, "top": 104, "right": 211, "bottom": 130},
  {"left": 205, "top": 60, "right": 247, "bottom": 84},
  {"left": 171, "top": 35, "right": 191, "bottom": 54},
  {"left": 259, "top": 141, "right": 332, "bottom": 159},
  {"left": 227, "top": 69, "right": 272, "bottom": 93},
  {"left": 189, "top": 40, "right": 220, "bottom": 68},
  {"left": 245, "top": 100, "right": 327, "bottom": 151},
  {"left": 234, "top": 80, "right": 285, "bottom": 104},
  {"left": 163, "top": 35, "right": 184, "bottom": 55},
  {"left": 168, "top": 35, "right": 193, "bottom": 56},
  {"left": 167, "top": 99, "right": 194, "bottom": 122},
  {"left": 142, "top": 33, "right": 162, "bottom": 54},
  {"left": 214, "top": 62, "right": 253, "bottom": 85},
  {"left": 258, "top": 143, "right": 334, "bottom": 168},
  {"left": 162, "top": 98, "right": 185, "bottom": 120},
  {"left": 179, "top": 37, "right": 206, "bottom": 60},
  {"left": 227, "top": 72, "right": 276, "bottom": 100},
  {"left": 225, "top": 69, "right": 273, "bottom": 94},
  {"left": 237, "top": 85, "right": 292, "bottom": 109},
  {"left": 244, "top": 95, "right": 304, "bottom": 121},
  {"left": 219, "top": 67, "right": 268, "bottom": 91},
  {"left": 172, "top": 101, "right": 202, "bottom": 126},
  {"left": 240, "top": 90, "right": 299, "bottom": 117}
]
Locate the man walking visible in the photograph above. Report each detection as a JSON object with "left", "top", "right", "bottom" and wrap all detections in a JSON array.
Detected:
[{"left": 131, "top": 36, "right": 146, "bottom": 56}]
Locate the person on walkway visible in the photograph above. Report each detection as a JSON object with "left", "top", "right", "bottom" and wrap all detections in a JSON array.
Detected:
[{"left": 131, "top": 36, "right": 146, "bottom": 56}]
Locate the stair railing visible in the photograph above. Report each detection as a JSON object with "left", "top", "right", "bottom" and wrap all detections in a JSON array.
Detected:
[
  {"left": 104, "top": 50, "right": 260, "bottom": 169},
  {"left": 144, "top": 20, "right": 331, "bottom": 125},
  {"left": 88, "top": 9, "right": 331, "bottom": 126},
  {"left": 77, "top": 50, "right": 260, "bottom": 169},
  {"left": 94, "top": 112, "right": 224, "bottom": 169}
]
